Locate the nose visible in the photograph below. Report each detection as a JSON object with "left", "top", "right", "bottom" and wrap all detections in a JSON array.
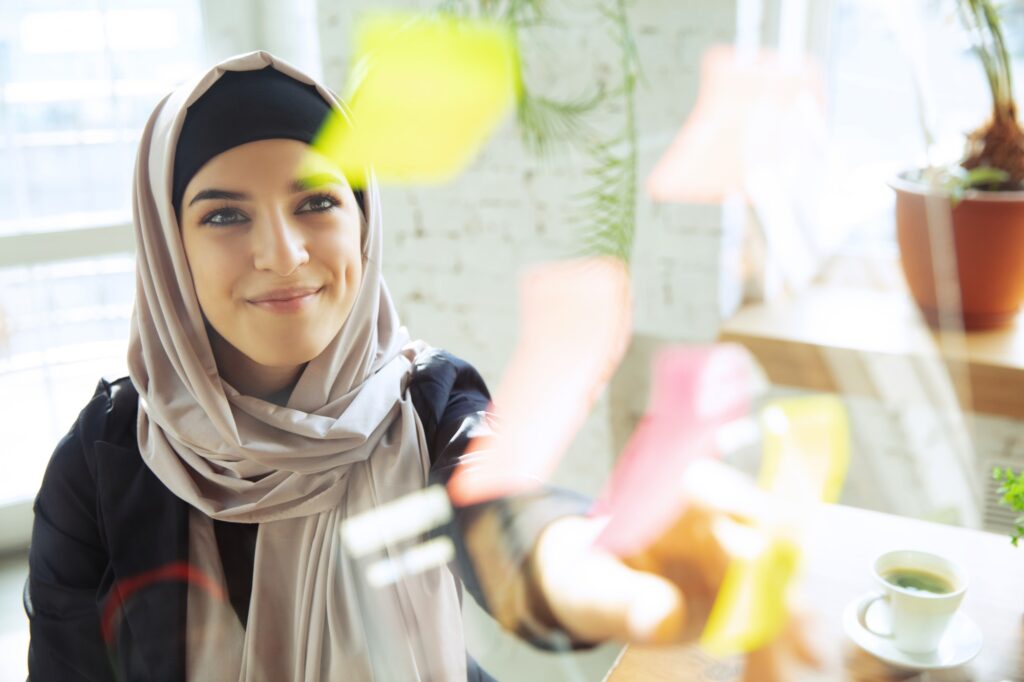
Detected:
[{"left": 252, "top": 209, "right": 309, "bottom": 276}]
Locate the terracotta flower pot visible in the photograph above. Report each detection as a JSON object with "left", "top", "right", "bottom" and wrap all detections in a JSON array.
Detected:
[{"left": 890, "top": 172, "right": 1024, "bottom": 330}]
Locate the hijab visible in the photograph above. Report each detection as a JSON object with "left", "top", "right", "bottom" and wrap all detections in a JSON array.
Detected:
[{"left": 127, "top": 50, "right": 465, "bottom": 681}]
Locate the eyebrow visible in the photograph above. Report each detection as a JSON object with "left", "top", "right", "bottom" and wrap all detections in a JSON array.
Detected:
[
  {"left": 188, "top": 189, "right": 249, "bottom": 206},
  {"left": 290, "top": 173, "right": 346, "bottom": 192},
  {"left": 186, "top": 173, "right": 347, "bottom": 207}
]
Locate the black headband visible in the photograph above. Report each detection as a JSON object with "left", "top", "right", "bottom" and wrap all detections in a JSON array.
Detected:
[{"left": 172, "top": 66, "right": 333, "bottom": 214}]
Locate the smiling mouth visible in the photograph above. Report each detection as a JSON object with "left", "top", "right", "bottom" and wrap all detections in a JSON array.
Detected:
[{"left": 248, "top": 287, "right": 324, "bottom": 313}]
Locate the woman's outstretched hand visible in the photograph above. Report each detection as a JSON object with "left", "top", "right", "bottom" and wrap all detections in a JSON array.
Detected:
[{"left": 527, "top": 460, "right": 823, "bottom": 681}]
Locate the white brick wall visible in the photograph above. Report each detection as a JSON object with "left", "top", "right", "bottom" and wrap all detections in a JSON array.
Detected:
[{"left": 316, "top": 1, "right": 737, "bottom": 679}]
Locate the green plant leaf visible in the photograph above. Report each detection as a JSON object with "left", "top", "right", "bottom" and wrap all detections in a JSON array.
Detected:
[
  {"left": 962, "top": 166, "right": 1011, "bottom": 188},
  {"left": 446, "top": 0, "right": 640, "bottom": 263},
  {"left": 992, "top": 466, "right": 1024, "bottom": 546},
  {"left": 571, "top": 0, "right": 639, "bottom": 263},
  {"left": 516, "top": 89, "right": 603, "bottom": 157}
]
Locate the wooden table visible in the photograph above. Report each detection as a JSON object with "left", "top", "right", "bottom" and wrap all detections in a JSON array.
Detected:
[{"left": 604, "top": 504, "right": 1024, "bottom": 681}]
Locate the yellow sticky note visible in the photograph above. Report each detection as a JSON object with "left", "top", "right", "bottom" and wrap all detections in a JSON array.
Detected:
[
  {"left": 758, "top": 395, "right": 850, "bottom": 505},
  {"left": 701, "top": 535, "right": 800, "bottom": 657},
  {"left": 314, "top": 12, "right": 521, "bottom": 187},
  {"left": 701, "top": 395, "right": 849, "bottom": 657}
]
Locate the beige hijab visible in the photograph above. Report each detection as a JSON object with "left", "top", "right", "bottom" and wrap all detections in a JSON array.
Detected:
[{"left": 127, "top": 51, "right": 466, "bottom": 681}]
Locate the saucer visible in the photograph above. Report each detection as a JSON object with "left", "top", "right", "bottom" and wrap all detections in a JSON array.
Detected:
[{"left": 842, "top": 594, "right": 984, "bottom": 671}]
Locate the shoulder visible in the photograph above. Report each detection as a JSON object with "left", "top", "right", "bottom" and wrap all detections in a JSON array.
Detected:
[
  {"left": 98, "top": 376, "right": 139, "bottom": 448},
  {"left": 76, "top": 376, "right": 138, "bottom": 449},
  {"left": 411, "top": 348, "right": 485, "bottom": 382},
  {"left": 410, "top": 349, "right": 490, "bottom": 396},
  {"left": 407, "top": 349, "right": 491, "bottom": 449},
  {"left": 36, "top": 376, "right": 138, "bottom": 509},
  {"left": 31, "top": 376, "right": 139, "bottom": 575},
  {"left": 409, "top": 349, "right": 490, "bottom": 417}
]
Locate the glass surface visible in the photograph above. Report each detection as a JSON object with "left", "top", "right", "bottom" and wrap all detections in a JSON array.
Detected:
[
  {"left": 0, "top": 255, "right": 134, "bottom": 506},
  {"left": 0, "top": 1, "right": 205, "bottom": 234}
]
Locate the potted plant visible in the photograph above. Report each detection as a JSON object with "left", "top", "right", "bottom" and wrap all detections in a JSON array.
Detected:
[
  {"left": 994, "top": 466, "right": 1024, "bottom": 546},
  {"left": 891, "top": 0, "right": 1024, "bottom": 330}
]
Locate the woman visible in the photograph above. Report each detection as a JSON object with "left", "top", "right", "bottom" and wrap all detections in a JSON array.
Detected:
[{"left": 26, "top": 52, "right": 815, "bottom": 681}]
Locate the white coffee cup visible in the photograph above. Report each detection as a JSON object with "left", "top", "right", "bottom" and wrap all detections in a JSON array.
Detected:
[{"left": 856, "top": 549, "right": 968, "bottom": 654}]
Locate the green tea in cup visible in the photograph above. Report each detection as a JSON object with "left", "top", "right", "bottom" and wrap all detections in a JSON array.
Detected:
[
  {"left": 881, "top": 567, "right": 956, "bottom": 595},
  {"left": 859, "top": 550, "right": 969, "bottom": 654}
]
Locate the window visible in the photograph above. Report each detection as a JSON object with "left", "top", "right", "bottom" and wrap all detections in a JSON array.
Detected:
[
  {"left": 825, "top": 0, "right": 1024, "bottom": 257},
  {"left": 0, "top": 0, "right": 205, "bottom": 513}
]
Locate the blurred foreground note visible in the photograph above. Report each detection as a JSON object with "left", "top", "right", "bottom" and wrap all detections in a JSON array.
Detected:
[
  {"left": 645, "top": 45, "right": 830, "bottom": 294},
  {"left": 593, "top": 344, "right": 761, "bottom": 557},
  {"left": 314, "top": 12, "right": 520, "bottom": 186},
  {"left": 701, "top": 395, "right": 849, "bottom": 657},
  {"left": 447, "top": 257, "right": 632, "bottom": 507},
  {"left": 340, "top": 486, "right": 457, "bottom": 588},
  {"left": 758, "top": 396, "right": 850, "bottom": 506},
  {"left": 646, "top": 45, "right": 824, "bottom": 204}
]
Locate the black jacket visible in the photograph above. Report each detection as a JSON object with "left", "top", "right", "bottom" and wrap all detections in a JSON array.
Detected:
[{"left": 26, "top": 350, "right": 588, "bottom": 681}]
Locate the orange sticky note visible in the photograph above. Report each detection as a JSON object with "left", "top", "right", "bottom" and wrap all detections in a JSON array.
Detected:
[
  {"left": 646, "top": 45, "right": 825, "bottom": 204},
  {"left": 447, "top": 257, "right": 632, "bottom": 507}
]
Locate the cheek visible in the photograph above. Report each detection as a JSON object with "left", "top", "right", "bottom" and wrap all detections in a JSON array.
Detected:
[
  {"left": 346, "top": 236, "right": 363, "bottom": 286},
  {"left": 185, "top": 237, "right": 244, "bottom": 313},
  {"left": 318, "top": 225, "right": 363, "bottom": 286},
  {"left": 192, "top": 269, "right": 223, "bottom": 313},
  {"left": 344, "top": 226, "right": 363, "bottom": 282}
]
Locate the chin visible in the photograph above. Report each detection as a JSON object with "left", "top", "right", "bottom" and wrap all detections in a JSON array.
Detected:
[
  {"left": 246, "top": 317, "right": 339, "bottom": 361},
  {"left": 243, "top": 336, "right": 328, "bottom": 368}
]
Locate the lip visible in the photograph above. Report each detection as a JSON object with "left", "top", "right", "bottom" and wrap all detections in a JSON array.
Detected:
[{"left": 247, "top": 286, "right": 323, "bottom": 313}]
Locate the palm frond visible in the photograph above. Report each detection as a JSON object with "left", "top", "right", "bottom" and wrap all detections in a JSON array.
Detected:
[
  {"left": 573, "top": 0, "right": 639, "bottom": 263},
  {"left": 443, "top": 0, "right": 641, "bottom": 263},
  {"left": 505, "top": 0, "right": 547, "bottom": 24},
  {"left": 576, "top": 132, "right": 637, "bottom": 262},
  {"left": 516, "top": 88, "right": 603, "bottom": 157}
]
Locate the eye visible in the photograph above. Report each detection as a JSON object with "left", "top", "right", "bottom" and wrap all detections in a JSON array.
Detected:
[
  {"left": 200, "top": 206, "right": 249, "bottom": 226},
  {"left": 297, "top": 193, "right": 341, "bottom": 214}
]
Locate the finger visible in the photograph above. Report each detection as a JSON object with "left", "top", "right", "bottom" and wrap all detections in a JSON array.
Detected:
[
  {"left": 543, "top": 548, "right": 687, "bottom": 644},
  {"left": 743, "top": 642, "right": 784, "bottom": 682},
  {"left": 533, "top": 516, "right": 688, "bottom": 644},
  {"left": 741, "top": 608, "right": 827, "bottom": 682},
  {"left": 624, "top": 570, "right": 688, "bottom": 644},
  {"left": 784, "top": 606, "right": 826, "bottom": 669}
]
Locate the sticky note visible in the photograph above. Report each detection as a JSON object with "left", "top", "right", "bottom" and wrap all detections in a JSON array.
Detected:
[
  {"left": 447, "top": 257, "right": 632, "bottom": 507},
  {"left": 758, "top": 396, "right": 850, "bottom": 505},
  {"left": 593, "top": 344, "right": 761, "bottom": 557},
  {"left": 313, "top": 12, "right": 520, "bottom": 186},
  {"left": 646, "top": 45, "right": 825, "bottom": 204},
  {"left": 700, "top": 395, "right": 849, "bottom": 656}
]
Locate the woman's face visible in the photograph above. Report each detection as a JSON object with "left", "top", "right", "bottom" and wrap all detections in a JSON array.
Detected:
[{"left": 180, "top": 139, "right": 363, "bottom": 371}]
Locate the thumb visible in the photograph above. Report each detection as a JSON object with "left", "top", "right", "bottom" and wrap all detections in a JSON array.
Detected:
[{"left": 622, "top": 569, "right": 688, "bottom": 644}]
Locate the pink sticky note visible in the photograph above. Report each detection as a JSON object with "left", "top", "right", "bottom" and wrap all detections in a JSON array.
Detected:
[
  {"left": 593, "top": 344, "right": 759, "bottom": 557},
  {"left": 646, "top": 45, "right": 825, "bottom": 204},
  {"left": 447, "top": 257, "right": 632, "bottom": 507}
]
